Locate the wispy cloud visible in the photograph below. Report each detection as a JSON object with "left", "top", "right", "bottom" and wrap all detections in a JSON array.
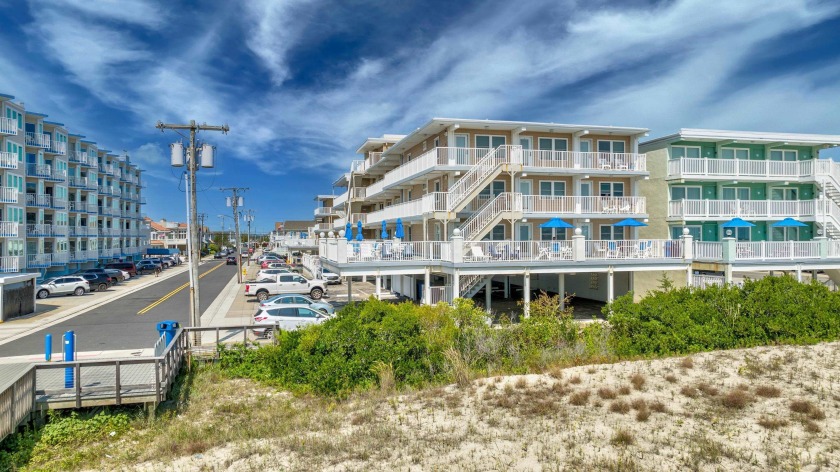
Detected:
[{"left": 243, "top": 0, "right": 317, "bottom": 85}]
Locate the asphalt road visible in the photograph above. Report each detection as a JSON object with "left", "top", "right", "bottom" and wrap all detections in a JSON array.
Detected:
[{"left": 0, "top": 260, "right": 237, "bottom": 357}]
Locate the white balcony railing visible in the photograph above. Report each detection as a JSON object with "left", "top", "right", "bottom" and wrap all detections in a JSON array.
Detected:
[
  {"left": 48, "top": 140, "right": 67, "bottom": 155},
  {"left": 0, "top": 221, "right": 20, "bottom": 237},
  {"left": 0, "top": 186, "right": 19, "bottom": 203},
  {"left": 0, "top": 151, "right": 18, "bottom": 169},
  {"left": 735, "top": 241, "right": 821, "bottom": 260},
  {"left": 314, "top": 207, "right": 335, "bottom": 217},
  {"left": 0, "top": 117, "right": 17, "bottom": 135},
  {"left": 68, "top": 150, "right": 88, "bottom": 164},
  {"left": 669, "top": 199, "right": 816, "bottom": 220},
  {"left": 522, "top": 196, "right": 646, "bottom": 215},
  {"left": 27, "top": 254, "right": 51, "bottom": 267},
  {"left": 51, "top": 253, "right": 69, "bottom": 264},
  {"left": 694, "top": 241, "right": 723, "bottom": 260},
  {"left": 25, "top": 132, "right": 50, "bottom": 148},
  {"left": 667, "top": 158, "right": 815, "bottom": 180},
  {"left": 25, "top": 193, "right": 51, "bottom": 207},
  {"left": 0, "top": 255, "right": 21, "bottom": 272},
  {"left": 522, "top": 150, "right": 646, "bottom": 172},
  {"left": 69, "top": 176, "right": 88, "bottom": 188},
  {"left": 26, "top": 163, "right": 51, "bottom": 178}
]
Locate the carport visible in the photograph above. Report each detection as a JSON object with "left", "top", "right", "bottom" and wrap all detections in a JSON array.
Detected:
[{"left": 0, "top": 273, "right": 38, "bottom": 321}]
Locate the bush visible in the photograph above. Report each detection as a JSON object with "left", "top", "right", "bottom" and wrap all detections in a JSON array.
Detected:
[{"left": 606, "top": 276, "right": 840, "bottom": 357}]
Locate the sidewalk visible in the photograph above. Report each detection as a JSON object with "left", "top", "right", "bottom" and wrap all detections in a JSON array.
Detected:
[{"left": 0, "top": 263, "right": 194, "bottom": 347}]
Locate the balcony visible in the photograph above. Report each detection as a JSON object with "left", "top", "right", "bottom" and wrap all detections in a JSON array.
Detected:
[
  {"left": 84, "top": 155, "right": 97, "bottom": 168},
  {"left": 69, "top": 176, "right": 88, "bottom": 188},
  {"left": 47, "top": 140, "right": 67, "bottom": 155},
  {"left": 0, "top": 256, "right": 21, "bottom": 273},
  {"left": 693, "top": 240, "right": 827, "bottom": 262},
  {"left": 667, "top": 158, "right": 815, "bottom": 181},
  {"left": 99, "top": 164, "right": 115, "bottom": 175},
  {"left": 68, "top": 150, "right": 88, "bottom": 164},
  {"left": 86, "top": 180, "right": 98, "bottom": 191},
  {"left": 69, "top": 226, "right": 88, "bottom": 237},
  {"left": 51, "top": 198, "right": 67, "bottom": 210},
  {"left": 0, "top": 186, "right": 19, "bottom": 203},
  {"left": 69, "top": 251, "right": 87, "bottom": 263},
  {"left": 0, "top": 117, "right": 17, "bottom": 135},
  {"left": 27, "top": 254, "right": 51, "bottom": 268},
  {"left": 25, "top": 193, "right": 51, "bottom": 208},
  {"left": 333, "top": 191, "right": 348, "bottom": 208},
  {"left": 0, "top": 151, "right": 18, "bottom": 169},
  {"left": 0, "top": 221, "right": 20, "bottom": 237},
  {"left": 521, "top": 150, "right": 647, "bottom": 172},
  {"left": 25, "top": 132, "right": 50, "bottom": 148},
  {"left": 51, "top": 253, "right": 69, "bottom": 265},
  {"left": 26, "top": 163, "right": 51, "bottom": 178},
  {"left": 314, "top": 207, "right": 336, "bottom": 218},
  {"left": 26, "top": 223, "right": 51, "bottom": 237},
  {"left": 668, "top": 199, "right": 817, "bottom": 221},
  {"left": 521, "top": 196, "right": 646, "bottom": 216},
  {"left": 46, "top": 167, "right": 67, "bottom": 182}
]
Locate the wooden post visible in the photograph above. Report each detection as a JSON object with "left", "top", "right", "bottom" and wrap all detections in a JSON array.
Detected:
[{"left": 115, "top": 360, "right": 122, "bottom": 406}]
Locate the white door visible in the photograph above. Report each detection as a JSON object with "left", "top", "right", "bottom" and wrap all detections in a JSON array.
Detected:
[{"left": 517, "top": 223, "right": 532, "bottom": 241}]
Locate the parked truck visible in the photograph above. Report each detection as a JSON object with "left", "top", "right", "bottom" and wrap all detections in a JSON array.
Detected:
[{"left": 244, "top": 273, "right": 327, "bottom": 301}]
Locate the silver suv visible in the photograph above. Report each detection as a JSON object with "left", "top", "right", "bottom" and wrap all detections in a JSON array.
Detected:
[{"left": 37, "top": 276, "right": 90, "bottom": 299}]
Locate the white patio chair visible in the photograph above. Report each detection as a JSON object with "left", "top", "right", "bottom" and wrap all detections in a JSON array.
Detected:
[{"left": 469, "top": 245, "right": 491, "bottom": 261}]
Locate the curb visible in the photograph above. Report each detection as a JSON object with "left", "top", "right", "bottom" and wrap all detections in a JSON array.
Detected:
[{"left": 0, "top": 263, "right": 210, "bottom": 347}]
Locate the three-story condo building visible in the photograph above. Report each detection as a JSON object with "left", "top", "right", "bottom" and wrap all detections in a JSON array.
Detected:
[
  {"left": 1, "top": 92, "right": 148, "bottom": 278},
  {"left": 318, "top": 118, "right": 659, "bottom": 309}
]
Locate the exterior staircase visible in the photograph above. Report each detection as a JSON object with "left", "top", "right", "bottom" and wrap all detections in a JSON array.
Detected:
[
  {"left": 459, "top": 192, "right": 523, "bottom": 240},
  {"left": 460, "top": 274, "right": 492, "bottom": 299},
  {"left": 815, "top": 160, "right": 840, "bottom": 240},
  {"left": 439, "top": 145, "right": 523, "bottom": 216}
]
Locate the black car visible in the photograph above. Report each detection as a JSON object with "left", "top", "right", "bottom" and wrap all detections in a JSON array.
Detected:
[
  {"left": 226, "top": 256, "right": 237, "bottom": 265},
  {"left": 79, "top": 273, "right": 113, "bottom": 292},
  {"left": 136, "top": 261, "right": 161, "bottom": 274},
  {"left": 103, "top": 269, "right": 125, "bottom": 283}
]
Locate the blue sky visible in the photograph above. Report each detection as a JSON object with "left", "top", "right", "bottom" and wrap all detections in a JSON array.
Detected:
[{"left": 1, "top": 0, "right": 840, "bottom": 231}]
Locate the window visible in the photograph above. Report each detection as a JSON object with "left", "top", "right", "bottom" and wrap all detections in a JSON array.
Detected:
[
  {"left": 539, "top": 181, "right": 565, "bottom": 196},
  {"left": 6, "top": 141, "right": 23, "bottom": 162},
  {"left": 723, "top": 227, "right": 751, "bottom": 241},
  {"left": 671, "top": 186, "right": 701, "bottom": 200},
  {"left": 434, "top": 181, "right": 440, "bottom": 192},
  {"left": 771, "top": 188, "right": 798, "bottom": 200},
  {"left": 273, "top": 307, "right": 297, "bottom": 317},
  {"left": 721, "top": 148, "right": 749, "bottom": 160},
  {"left": 279, "top": 275, "right": 294, "bottom": 282},
  {"left": 600, "top": 225, "right": 623, "bottom": 240},
  {"left": 770, "top": 150, "right": 797, "bottom": 161},
  {"left": 454, "top": 134, "right": 468, "bottom": 148},
  {"left": 479, "top": 180, "right": 505, "bottom": 198},
  {"left": 541, "top": 226, "right": 566, "bottom": 241},
  {"left": 671, "top": 225, "right": 701, "bottom": 240},
  {"left": 671, "top": 146, "right": 701, "bottom": 159},
  {"left": 519, "top": 137, "right": 532, "bottom": 149},
  {"left": 299, "top": 308, "right": 318, "bottom": 318},
  {"left": 598, "top": 140, "right": 626, "bottom": 154},
  {"left": 580, "top": 139, "right": 592, "bottom": 152},
  {"left": 294, "top": 276, "right": 306, "bottom": 283},
  {"left": 475, "top": 135, "right": 506, "bottom": 149},
  {"left": 538, "top": 138, "right": 568, "bottom": 152},
  {"left": 599, "top": 182, "right": 624, "bottom": 197},
  {"left": 772, "top": 227, "right": 799, "bottom": 241},
  {"left": 491, "top": 224, "right": 505, "bottom": 240},
  {"left": 722, "top": 187, "right": 750, "bottom": 200}
]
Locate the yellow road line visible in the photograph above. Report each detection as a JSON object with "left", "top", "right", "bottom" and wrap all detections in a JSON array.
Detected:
[{"left": 136, "top": 262, "right": 227, "bottom": 315}]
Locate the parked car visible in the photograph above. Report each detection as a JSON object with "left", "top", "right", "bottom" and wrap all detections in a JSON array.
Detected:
[
  {"left": 105, "top": 262, "right": 137, "bottom": 277},
  {"left": 79, "top": 273, "right": 113, "bottom": 292},
  {"left": 257, "top": 255, "right": 283, "bottom": 265},
  {"left": 102, "top": 269, "right": 125, "bottom": 283},
  {"left": 252, "top": 305, "right": 331, "bottom": 339},
  {"left": 256, "top": 268, "right": 293, "bottom": 279},
  {"left": 319, "top": 268, "right": 341, "bottom": 285},
  {"left": 244, "top": 274, "right": 327, "bottom": 301},
  {"left": 213, "top": 252, "right": 225, "bottom": 259},
  {"left": 145, "top": 257, "right": 166, "bottom": 268},
  {"left": 136, "top": 260, "right": 161, "bottom": 274},
  {"left": 226, "top": 256, "right": 237, "bottom": 265},
  {"left": 37, "top": 276, "right": 90, "bottom": 299},
  {"left": 257, "top": 294, "right": 335, "bottom": 314},
  {"left": 266, "top": 262, "right": 290, "bottom": 269},
  {"left": 162, "top": 256, "right": 177, "bottom": 267}
]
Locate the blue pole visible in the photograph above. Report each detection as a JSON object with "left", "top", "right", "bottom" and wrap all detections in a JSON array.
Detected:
[
  {"left": 45, "top": 333, "right": 52, "bottom": 362},
  {"left": 63, "top": 330, "right": 75, "bottom": 388}
]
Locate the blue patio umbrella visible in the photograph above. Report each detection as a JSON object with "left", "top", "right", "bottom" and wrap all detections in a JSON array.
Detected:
[
  {"left": 345, "top": 222, "right": 353, "bottom": 241},
  {"left": 381, "top": 220, "right": 388, "bottom": 239},
  {"left": 721, "top": 217, "right": 755, "bottom": 228},
  {"left": 613, "top": 218, "right": 648, "bottom": 227},
  {"left": 539, "top": 217, "right": 574, "bottom": 229},
  {"left": 356, "top": 220, "right": 364, "bottom": 241},
  {"left": 395, "top": 218, "right": 405, "bottom": 239},
  {"left": 771, "top": 217, "right": 808, "bottom": 228}
]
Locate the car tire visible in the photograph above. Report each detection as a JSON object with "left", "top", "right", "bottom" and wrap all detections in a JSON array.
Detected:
[
  {"left": 37, "top": 289, "right": 49, "bottom": 299},
  {"left": 310, "top": 288, "right": 323, "bottom": 300},
  {"left": 98, "top": 283, "right": 107, "bottom": 292},
  {"left": 257, "top": 291, "right": 269, "bottom": 301},
  {"left": 74, "top": 287, "right": 85, "bottom": 296},
  {"left": 264, "top": 328, "right": 274, "bottom": 340}
]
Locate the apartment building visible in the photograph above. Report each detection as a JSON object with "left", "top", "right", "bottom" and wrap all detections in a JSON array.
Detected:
[
  {"left": 313, "top": 194, "right": 339, "bottom": 235},
  {"left": 1, "top": 92, "right": 148, "bottom": 277},
  {"left": 314, "top": 119, "right": 840, "bottom": 309},
  {"left": 148, "top": 218, "right": 188, "bottom": 252},
  {"left": 319, "top": 118, "right": 658, "bottom": 306}
]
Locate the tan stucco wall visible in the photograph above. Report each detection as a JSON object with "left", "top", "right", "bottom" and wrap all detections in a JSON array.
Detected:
[{"left": 637, "top": 147, "right": 670, "bottom": 240}]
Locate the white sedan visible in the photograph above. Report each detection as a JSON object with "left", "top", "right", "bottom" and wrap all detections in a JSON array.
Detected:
[{"left": 252, "top": 304, "right": 331, "bottom": 339}]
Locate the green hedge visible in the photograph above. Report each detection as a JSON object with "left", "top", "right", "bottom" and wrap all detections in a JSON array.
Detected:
[{"left": 607, "top": 275, "right": 840, "bottom": 356}]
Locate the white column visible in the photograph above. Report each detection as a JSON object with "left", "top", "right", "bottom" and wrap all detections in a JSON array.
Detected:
[
  {"left": 725, "top": 265, "right": 733, "bottom": 285},
  {"left": 686, "top": 268, "right": 693, "bottom": 288},
  {"left": 375, "top": 275, "right": 381, "bottom": 299},
  {"left": 485, "top": 278, "right": 492, "bottom": 312},
  {"left": 452, "top": 270, "right": 460, "bottom": 302},
  {"left": 607, "top": 269, "right": 614, "bottom": 303},
  {"left": 424, "top": 267, "right": 431, "bottom": 305},
  {"left": 558, "top": 273, "right": 565, "bottom": 310},
  {"left": 523, "top": 272, "right": 531, "bottom": 318},
  {"left": 796, "top": 265, "right": 802, "bottom": 282}
]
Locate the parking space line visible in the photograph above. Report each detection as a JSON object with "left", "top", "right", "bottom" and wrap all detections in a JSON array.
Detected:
[{"left": 136, "top": 262, "right": 227, "bottom": 315}]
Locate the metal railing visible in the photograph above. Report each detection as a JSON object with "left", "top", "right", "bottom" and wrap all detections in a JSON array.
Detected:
[
  {"left": 26, "top": 163, "right": 51, "bottom": 178},
  {"left": 669, "top": 199, "right": 815, "bottom": 219},
  {"left": 0, "top": 186, "right": 18, "bottom": 203},
  {"left": 522, "top": 150, "right": 646, "bottom": 171},
  {"left": 668, "top": 158, "right": 815, "bottom": 179},
  {"left": 0, "top": 151, "right": 18, "bottom": 169},
  {"left": 0, "top": 221, "right": 20, "bottom": 237},
  {"left": 0, "top": 117, "right": 18, "bottom": 135},
  {"left": 25, "top": 132, "right": 50, "bottom": 148},
  {"left": 0, "top": 255, "right": 22, "bottom": 272}
]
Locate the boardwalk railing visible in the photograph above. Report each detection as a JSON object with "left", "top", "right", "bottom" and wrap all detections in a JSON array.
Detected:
[{"left": 0, "top": 367, "right": 36, "bottom": 442}]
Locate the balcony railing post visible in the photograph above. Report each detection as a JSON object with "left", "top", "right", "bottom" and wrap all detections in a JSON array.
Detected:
[
  {"left": 336, "top": 238, "right": 348, "bottom": 264},
  {"left": 722, "top": 237, "right": 736, "bottom": 262},
  {"left": 681, "top": 233, "right": 694, "bottom": 261},
  {"left": 815, "top": 236, "right": 828, "bottom": 259},
  {"left": 572, "top": 229, "right": 586, "bottom": 261},
  {"left": 451, "top": 230, "right": 464, "bottom": 263}
]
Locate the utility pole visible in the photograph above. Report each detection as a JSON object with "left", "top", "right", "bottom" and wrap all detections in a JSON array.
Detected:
[
  {"left": 244, "top": 209, "right": 255, "bottom": 262},
  {"left": 156, "top": 120, "right": 228, "bottom": 342},
  {"left": 221, "top": 187, "right": 248, "bottom": 282}
]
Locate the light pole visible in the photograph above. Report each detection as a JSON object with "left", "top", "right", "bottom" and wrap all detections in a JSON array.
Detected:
[
  {"left": 244, "top": 209, "right": 255, "bottom": 261},
  {"left": 156, "top": 120, "right": 228, "bottom": 341}
]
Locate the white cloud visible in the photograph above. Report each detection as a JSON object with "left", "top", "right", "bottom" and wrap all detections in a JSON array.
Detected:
[
  {"left": 243, "top": 0, "right": 318, "bottom": 84},
  {"left": 29, "top": 0, "right": 167, "bottom": 29},
  {"left": 132, "top": 142, "right": 166, "bottom": 166}
]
